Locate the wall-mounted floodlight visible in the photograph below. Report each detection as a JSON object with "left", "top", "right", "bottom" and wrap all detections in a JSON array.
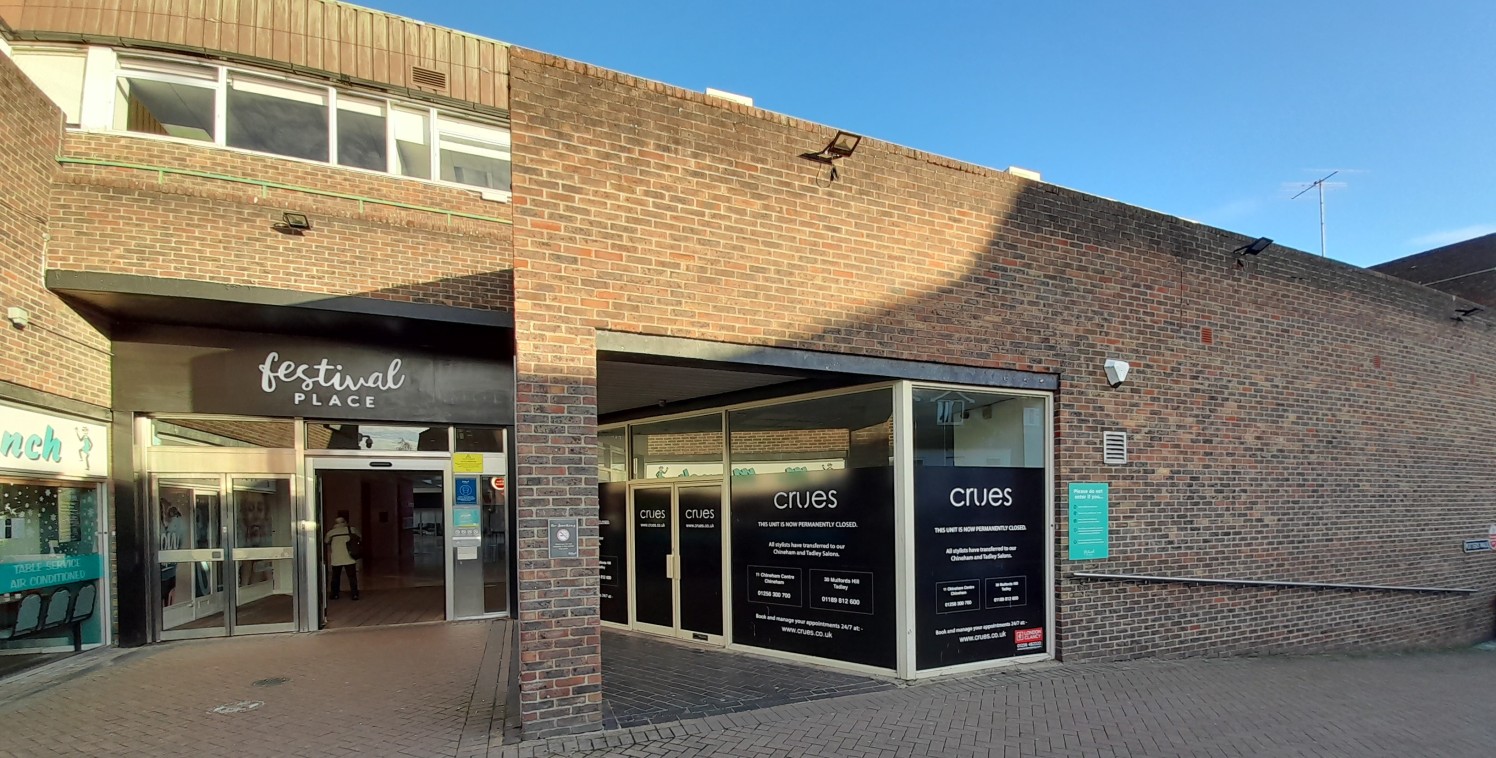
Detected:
[
  {"left": 800, "top": 130, "right": 863, "bottom": 182},
  {"left": 1232, "top": 237, "right": 1273, "bottom": 256},
  {"left": 273, "top": 212, "right": 312, "bottom": 236},
  {"left": 1104, "top": 358, "right": 1131, "bottom": 388}
]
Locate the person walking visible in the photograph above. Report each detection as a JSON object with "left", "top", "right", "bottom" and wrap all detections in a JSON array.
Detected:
[{"left": 325, "top": 516, "right": 361, "bottom": 600}]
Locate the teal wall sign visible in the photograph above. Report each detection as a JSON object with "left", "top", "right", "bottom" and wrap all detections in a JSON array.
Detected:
[
  {"left": 1068, "top": 483, "right": 1110, "bottom": 560},
  {"left": 0, "top": 554, "right": 103, "bottom": 592}
]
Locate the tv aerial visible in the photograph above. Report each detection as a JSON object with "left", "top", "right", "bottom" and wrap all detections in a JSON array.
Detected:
[{"left": 1289, "top": 170, "right": 1350, "bottom": 258}]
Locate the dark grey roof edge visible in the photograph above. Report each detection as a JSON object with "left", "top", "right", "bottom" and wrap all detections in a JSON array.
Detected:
[
  {"left": 45, "top": 270, "right": 513, "bottom": 329},
  {"left": 597, "top": 331, "right": 1058, "bottom": 391}
]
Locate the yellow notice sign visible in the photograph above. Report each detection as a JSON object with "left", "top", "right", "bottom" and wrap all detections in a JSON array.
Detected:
[{"left": 453, "top": 453, "right": 484, "bottom": 473}]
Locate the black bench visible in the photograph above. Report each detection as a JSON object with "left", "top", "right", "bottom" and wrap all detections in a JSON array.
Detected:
[{"left": 0, "top": 583, "right": 98, "bottom": 652}]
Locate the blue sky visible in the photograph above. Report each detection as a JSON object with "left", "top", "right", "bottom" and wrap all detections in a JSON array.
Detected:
[{"left": 365, "top": 1, "right": 1494, "bottom": 268}]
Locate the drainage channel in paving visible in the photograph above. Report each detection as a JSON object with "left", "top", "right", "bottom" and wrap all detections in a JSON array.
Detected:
[{"left": 600, "top": 628, "right": 897, "bottom": 729}]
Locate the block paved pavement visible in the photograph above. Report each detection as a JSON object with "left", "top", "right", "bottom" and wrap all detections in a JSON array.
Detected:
[
  {"left": 600, "top": 628, "right": 895, "bottom": 729},
  {"left": 3, "top": 621, "right": 1494, "bottom": 757},
  {"left": 507, "top": 648, "right": 1496, "bottom": 758},
  {"left": 0, "top": 619, "right": 516, "bottom": 758}
]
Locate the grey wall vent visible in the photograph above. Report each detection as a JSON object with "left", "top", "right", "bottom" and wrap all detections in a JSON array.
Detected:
[
  {"left": 411, "top": 66, "right": 448, "bottom": 90},
  {"left": 1103, "top": 431, "right": 1128, "bottom": 465}
]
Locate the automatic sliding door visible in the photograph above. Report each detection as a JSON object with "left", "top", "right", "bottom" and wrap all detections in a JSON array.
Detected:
[
  {"left": 157, "top": 478, "right": 228, "bottom": 639},
  {"left": 156, "top": 473, "right": 298, "bottom": 639},
  {"left": 230, "top": 477, "right": 296, "bottom": 633}
]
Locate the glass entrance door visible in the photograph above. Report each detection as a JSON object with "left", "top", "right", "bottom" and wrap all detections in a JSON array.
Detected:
[
  {"left": 157, "top": 478, "right": 225, "bottom": 638},
  {"left": 155, "top": 474, "right": 298, "bottom": 640},
  {"left": 629, "top": 482, "right": 724, "bottom": 642},
  {"left": 229, "top": 478, "right": 296, "bottom": 633}
]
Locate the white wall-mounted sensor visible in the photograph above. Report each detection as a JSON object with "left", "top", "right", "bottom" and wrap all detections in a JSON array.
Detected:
[
  {"left": 1104, "top": 358, "right": 1130, "bottom": 388},
  {"left": 6, "top": 307, "right": 29, "bottom": 329}
]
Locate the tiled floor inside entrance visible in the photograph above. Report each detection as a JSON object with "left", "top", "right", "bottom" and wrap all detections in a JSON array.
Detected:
[{"left": 600, "top": 628, "right": 896, "bottom": 729}]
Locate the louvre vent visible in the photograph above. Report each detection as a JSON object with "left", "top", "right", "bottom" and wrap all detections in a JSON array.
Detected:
[
  {"left": 1103, "top": 432, "right": 1128, "bottom": 465},
  {"left": 411, "top": 66, "right": 447, "bottom": 89}
]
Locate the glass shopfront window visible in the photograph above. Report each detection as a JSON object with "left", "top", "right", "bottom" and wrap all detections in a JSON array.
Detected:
[
  {"left": 630, "top": 414, "right": 724, "bottom": 479},
  {"left": 0, "top": 480, "right": 105, "bottom": 667},
  {"left": 728, "top": 389, "right": 897, "bottom": 670},
  {"left": 598, "top": 428, "right": 627, "bottom": 484},
  {"left": 911, "top": 388, "right": 1050, "bottom": 670},
  {"left": 305, "top": 423, "right": 449, "bottom": 452},
  {"left": 151, "top": 418, "right": 295, "bottom": 448}
]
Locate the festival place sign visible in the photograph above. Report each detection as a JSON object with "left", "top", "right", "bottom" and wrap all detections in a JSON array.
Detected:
[{"left": 116, "top": 330, "right": 513, "bottom": 425}]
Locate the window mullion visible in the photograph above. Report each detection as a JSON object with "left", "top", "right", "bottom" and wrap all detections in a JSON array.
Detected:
[
  {"left": 214, "top": 66, "right": 227, "bottom": 146},
  {"left": 428, "top": 106, "right": 439, "bottom": 183},
  {"left": 385, "top": 98, "right": 397, "bottom": 174},
  {"left": 327, "top": 87, "right": 339, "bottom": 166}
]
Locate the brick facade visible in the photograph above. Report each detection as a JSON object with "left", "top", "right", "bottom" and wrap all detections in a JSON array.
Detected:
[
  {"left": 48, "top": 134, "right": 514, "bottom": 309},
  {"left": 508, "top": 46, "right": 1496, "bottom": 731},
  {"left": 4, "top": 5, "right": 1496, "bottom": 743},
  {"left": 0, "top": 52, "right": 109, "bottom": 407}
]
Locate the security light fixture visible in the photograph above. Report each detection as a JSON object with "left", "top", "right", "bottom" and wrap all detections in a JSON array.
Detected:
[
  {"left": 282, "top": 212, "right": 312, "bottom": 231},
  {"left": 800, "top": 130, "right": 863, "bottom": 183},
  {"left": 1452, "top": 306, "right": 1483, "bottom": 323},
  {"left": 1232, "top": 237, "right": 1273, "bottom": 256}
]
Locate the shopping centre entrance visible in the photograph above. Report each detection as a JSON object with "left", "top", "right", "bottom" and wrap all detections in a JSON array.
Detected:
[
  {"left": 146, "top": 420, "right": 512, "bottom": 642},
  {"left": 314, "top": 467, "right": 445, "bottom": 626}
]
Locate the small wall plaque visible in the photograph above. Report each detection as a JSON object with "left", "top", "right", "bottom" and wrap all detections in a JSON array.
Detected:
[{"left": 549, "top": 518, "right": 579, "bottom": 558}]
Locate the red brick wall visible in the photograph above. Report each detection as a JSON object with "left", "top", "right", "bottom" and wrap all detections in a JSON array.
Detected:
[
  {"left": 0, "top": 52, "right": 109, "bottom": 406},
  {"left": 48, "top": 133, "right": 514, "bottom": 309},
  {"left": 509, "top": 46, "right": 1496, "bottom": 733}
]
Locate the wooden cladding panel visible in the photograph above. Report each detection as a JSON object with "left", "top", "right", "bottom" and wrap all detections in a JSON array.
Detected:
[{"left": 1, "top": 0, "right": 509, "bottom": 110}]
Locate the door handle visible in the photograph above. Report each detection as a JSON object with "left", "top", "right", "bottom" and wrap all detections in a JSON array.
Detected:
[{"left": 665, "top": 553, "right": 674, "bottom": 579}]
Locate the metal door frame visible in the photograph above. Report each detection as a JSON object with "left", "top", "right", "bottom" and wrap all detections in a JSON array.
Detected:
[{"left": 152, "top": 471, "right": 299, "bottom": 640}]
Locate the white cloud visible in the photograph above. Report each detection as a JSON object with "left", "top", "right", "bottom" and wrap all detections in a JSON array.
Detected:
[{"left": 1407, "top": 224, "right": 1496, "bottom": 249}]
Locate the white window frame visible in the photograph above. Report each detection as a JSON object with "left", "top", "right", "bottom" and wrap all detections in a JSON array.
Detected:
[{"left": 46, "top": 43, "right": 513, "bottom": 201}]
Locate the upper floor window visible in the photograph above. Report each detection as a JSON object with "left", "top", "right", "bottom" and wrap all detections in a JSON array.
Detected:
[
  {"left": 114, "top": 58, "right": 216, "bottom": 141},
  {"left": 226, "top": 73, "right": 329, "bottom": 161},
  {"left": 7, "top": 45, "right": 511, "bottom": 199}
]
